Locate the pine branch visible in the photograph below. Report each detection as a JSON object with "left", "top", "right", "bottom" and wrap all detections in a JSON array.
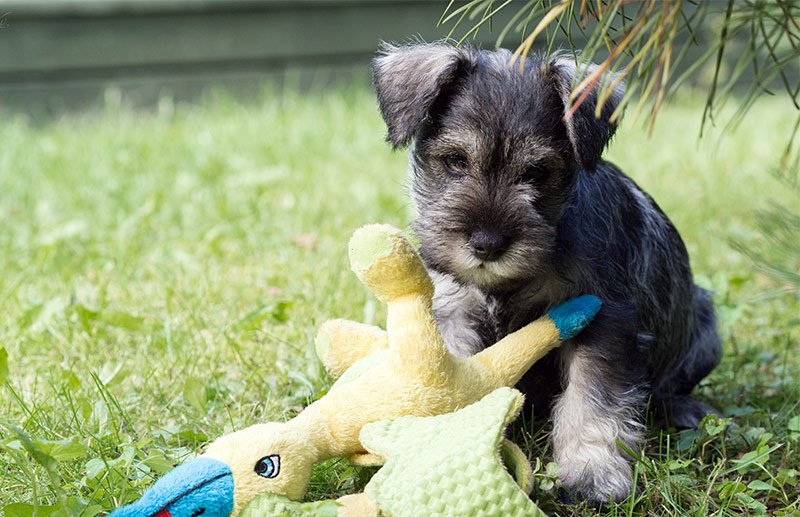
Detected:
[{"left": 439, "top": 0, "right": 800, "bottom": 176}]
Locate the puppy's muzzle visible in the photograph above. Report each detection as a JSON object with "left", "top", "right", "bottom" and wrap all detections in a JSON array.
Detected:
[{"left": 468, "top": 229, "right": 511, "bottom": 262}]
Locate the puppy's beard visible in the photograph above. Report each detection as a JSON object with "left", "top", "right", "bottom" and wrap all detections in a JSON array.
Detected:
[{"left": 449, "top": 240, "right": 532, "bottom": 290}]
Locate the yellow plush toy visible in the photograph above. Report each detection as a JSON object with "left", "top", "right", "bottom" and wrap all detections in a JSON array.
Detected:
[{"left": 110, "top": 224, "right": 601, "bottom": 517}]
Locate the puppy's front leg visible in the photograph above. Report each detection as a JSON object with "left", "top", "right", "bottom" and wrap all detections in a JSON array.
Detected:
[{"left": 550, "top": 306, "right": 648, "bottom": 504}]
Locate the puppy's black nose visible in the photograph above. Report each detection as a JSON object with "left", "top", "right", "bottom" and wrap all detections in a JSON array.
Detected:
[{"left": 468, "top": 229, "right": 510, "bottom": 262}]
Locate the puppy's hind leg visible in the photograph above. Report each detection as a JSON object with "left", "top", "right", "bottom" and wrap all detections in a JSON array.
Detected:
[{"left": 653, "top": 286, "right": 722, "bottom": 429}]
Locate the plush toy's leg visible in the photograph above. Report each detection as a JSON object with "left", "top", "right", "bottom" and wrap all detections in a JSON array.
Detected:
[
  {"left": 336, "top": 493, "right": 380, "bottom": 517},
  {"left": 348, "top": 225, "right": 450, "bottom": 376},
  {"left": 316, "top": 319, "right": 389, "bottom": 379},
  {"left": 473, "top": 296, "right": 602, "bottom": 389},
  {"left": 473, "top": 317, "right": 562, "bottom": 389}
]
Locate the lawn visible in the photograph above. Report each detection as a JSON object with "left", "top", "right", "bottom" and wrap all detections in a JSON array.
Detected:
[{"left": 0, "top": 83, "right": 798, "bottom": 516}]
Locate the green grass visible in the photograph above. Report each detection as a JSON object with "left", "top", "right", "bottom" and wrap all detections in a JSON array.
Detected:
[{"left": 0, "top": 84, "right": 798, "bottom": 517}]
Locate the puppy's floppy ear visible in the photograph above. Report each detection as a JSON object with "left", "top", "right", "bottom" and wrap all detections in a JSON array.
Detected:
[
  {"left": 546, "top": 55, "right": 625, "bottom": 171},
  {"left": 372, "top": 43, "right": 474, "bottom": 148}
]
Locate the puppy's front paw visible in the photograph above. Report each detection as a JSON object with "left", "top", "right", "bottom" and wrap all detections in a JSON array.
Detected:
[
  {"left": 557, "top": 458, "right": 633, "bottom": 505},
  {"left": 551, "top": 359, "right": 642, "bottom": 504}
]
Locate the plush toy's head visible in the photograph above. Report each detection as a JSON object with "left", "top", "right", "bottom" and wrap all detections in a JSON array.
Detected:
[
  {"left": 202, "top": 423, "right": 321, "bottom": 513},
  {"left": 109, "top": 423, "right": 319, "bottom": 517}
]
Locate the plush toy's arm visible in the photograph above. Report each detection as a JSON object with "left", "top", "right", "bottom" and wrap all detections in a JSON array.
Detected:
[
  {"left": 473, "top": 296, "right": 602, "bottom": 388},
  {"left": 384, "top": 293, "right": 450, "bottom": 377},
  {"left": 348, "top": 225, "right": 434, "bottom": 305},
  {"left": 316, "top": 319, "right": 389, "bottom": 378},
  {"left": 348, "top": 225, "right": 450, "bottom": 377}
]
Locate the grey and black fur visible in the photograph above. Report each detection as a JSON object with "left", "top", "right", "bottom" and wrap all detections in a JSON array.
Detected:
[{"left": 372, "top": 43, "right": 722, "bottom": 504}]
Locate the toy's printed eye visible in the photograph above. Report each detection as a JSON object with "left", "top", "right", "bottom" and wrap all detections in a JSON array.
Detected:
[
  {"left": 520, "top": 165, "right": 547, "bottom": 183},
  {"left": 442, "top": 154, "right": 468, "bottom": 175},
  {"left": 254, "top": 455, "right": 281, "bottom": 479}
]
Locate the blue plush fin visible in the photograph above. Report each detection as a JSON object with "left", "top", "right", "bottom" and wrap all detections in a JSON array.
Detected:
[{"left": 547, "top": 295, "right": 602, "bottom": 340}]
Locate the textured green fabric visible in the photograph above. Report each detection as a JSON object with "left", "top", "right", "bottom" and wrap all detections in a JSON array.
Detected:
[
  {"left": 349, "top": 231, "right": 393, "bottom": 270},
  {"left": 361, "top": 387, "right": 545, "bottom": 517},
  {"left": 330, "top": 349, "right": 390, "bottom": 390},
  {"left": 239, "top": 492, "right": 340, "bottom": 517}
]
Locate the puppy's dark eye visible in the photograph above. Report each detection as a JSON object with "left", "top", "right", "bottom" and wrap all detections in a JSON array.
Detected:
[
  {"left": 254, "top": 455, "right": 280, "bottom": 478},
  {"left": 520, "top": 165, "right": 547, "bottom": 183},
  {"left": 442, "top": 154, "right": 468, "bottom": 176}
]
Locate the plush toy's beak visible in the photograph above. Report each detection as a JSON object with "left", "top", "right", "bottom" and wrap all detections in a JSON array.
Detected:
[{"left": 110, "top": 457, "right": 235, "bottom": 517}]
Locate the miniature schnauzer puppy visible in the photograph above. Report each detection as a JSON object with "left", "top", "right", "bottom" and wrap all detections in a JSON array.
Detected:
[{"left": 371, "top": 43, "right": 722, "bottom": 504}]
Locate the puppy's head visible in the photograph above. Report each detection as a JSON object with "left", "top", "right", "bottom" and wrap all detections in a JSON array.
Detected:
[{"left": 372, "top": 43, "right": 623, "bottom": 291}]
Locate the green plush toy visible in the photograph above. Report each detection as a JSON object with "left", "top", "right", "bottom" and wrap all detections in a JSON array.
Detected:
[{"left": 240, "top": 387, "right": 546, "bottom": 517}]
